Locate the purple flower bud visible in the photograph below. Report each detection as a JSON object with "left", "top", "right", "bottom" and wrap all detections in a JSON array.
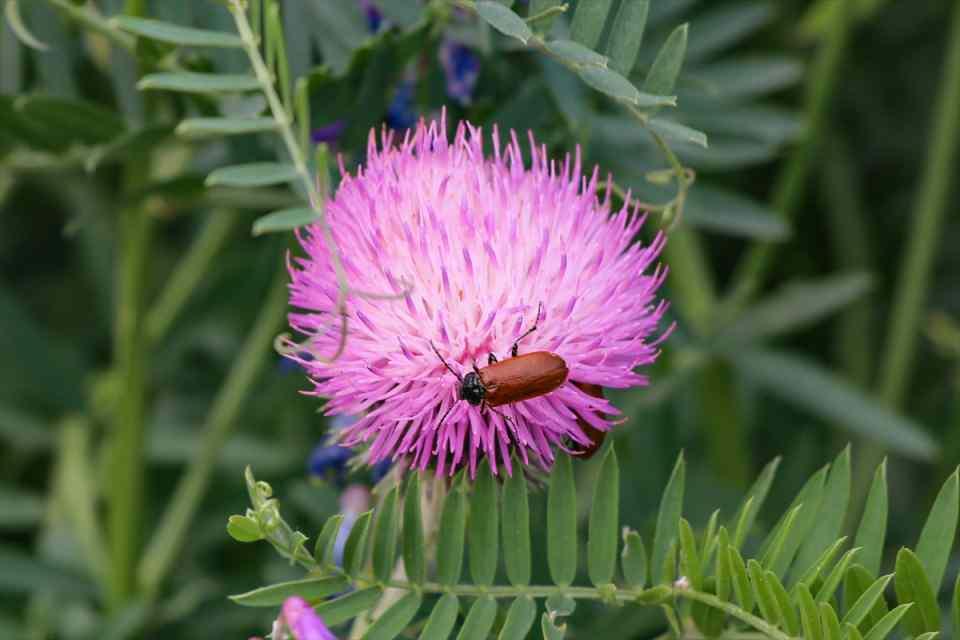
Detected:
[
  {"left": 280, "top": 596, "right": 337, "bottom": 640},
  {"left": 358, "top": 0, "right": 383, "bottom": 33},
  {"left": 439, "top": 40, "right": 480, "bottom": 106},
  {"left": 311, "top": 120, "right": 347, "bottom": 146}
]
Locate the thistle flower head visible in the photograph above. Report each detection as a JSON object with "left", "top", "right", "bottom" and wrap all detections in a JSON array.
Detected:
[{"left": 287, "top": 115, "right": 669, "bottom": 477}]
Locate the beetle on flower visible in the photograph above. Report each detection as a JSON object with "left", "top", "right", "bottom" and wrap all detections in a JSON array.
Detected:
[{"left": 285, "top": 114, "right": 670, "bottom": 477}]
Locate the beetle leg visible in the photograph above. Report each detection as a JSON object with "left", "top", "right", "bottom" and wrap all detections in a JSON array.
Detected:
[
  {"left": 485, "top": 403, "right": 514, "bottom": 426},
  {"left": 510, "top": 302, "right": 543, "bottom": 356},
  {"left": 472, "top": 361, "right": 482, "bottom": 376},
  {"left": 487, "top": 352, "right": 498, "bottom": 365}
]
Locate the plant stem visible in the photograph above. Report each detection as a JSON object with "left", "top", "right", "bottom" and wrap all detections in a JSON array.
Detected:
[
  {"left": 145, "top": 210, "right": 237, "bottom": 344},
  {"left": 108, "top": 182, "right": 153, "bottom": 609},
  {"left": 720, "top": 0, "right": 852, "bottom": 320},
  {"left": 526, "top": 4, "right": 569, "bottom": 24},
  {"left": 877, "top": 1, "right": 960, "bottom": 410},
  {"left": 227, "top": 0, "right": 352, "bottom": 361},
  {"left": 139, "top": 264, "right": 289, "bottom": 599},
  {"left": 46, "top": 0, "right": 136, "bottom": 51}
]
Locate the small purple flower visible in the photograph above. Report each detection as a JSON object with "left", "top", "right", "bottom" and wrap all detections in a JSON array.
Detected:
[
  {"left": 358, "top": 0, "right": 383, "bottom": 33},
  {"left": 272, "top": 596, "right": 336, "bottom": 640},
  {"left": 311, "top": 120, "right": 347, "bottom": 146},
  {"left": 308, "top": 415, "right": 359, "bottom": 480},
  {"left": 385, "top": 79, "right": 418, "bottom": 131},
  {"left": 440, "top": 40, "right": 480, "bottom": 106},
  {"left": 333, "top": 485, "right": 371, "bottom": 566}
]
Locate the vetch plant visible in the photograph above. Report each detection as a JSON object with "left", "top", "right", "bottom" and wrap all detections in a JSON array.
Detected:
[{"left": 230, "top": 448, "right": 960, "bottom": 640}]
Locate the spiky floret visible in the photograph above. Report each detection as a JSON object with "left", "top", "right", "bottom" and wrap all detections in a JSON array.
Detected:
[{"left": 287, "top": 115, "right": 669, "bottom": 476}]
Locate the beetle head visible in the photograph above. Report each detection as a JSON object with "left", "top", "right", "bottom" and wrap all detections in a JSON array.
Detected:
[{"left": 459, "top": 371, "right": 486, "bottom": 405}]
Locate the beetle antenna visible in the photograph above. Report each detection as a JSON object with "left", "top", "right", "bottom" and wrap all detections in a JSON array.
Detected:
[{"left": 430, "top": 340, "right": 463, "bottom": 382}]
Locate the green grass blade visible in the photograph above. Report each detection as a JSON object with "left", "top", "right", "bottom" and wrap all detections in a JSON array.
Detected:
[
  {"left": 915, "top": 467, "right": 959, "bottom": 592},
  {"left": 499, "top": 596, "right": 537, "bottom": 640},
  {"left": 363, "top": 591, "right": 421, "bottom": 640},
  {"left": 588, "top": 447, "right": 620, "bottom": 586},
  {"left": 821, "top": 602, "right": 842, "bottom": 640},
  {"left": 436, "top": 481, "right": 467, "bottom": 585},
  {"left": 502, "top": 463, "right": 531, "bottom": 585},
  {"left": 548, "top": 455, "right": 577, "bottom": 586},
  {"left": 456, "top": 596, "right": 497, "bottom": 640},
  {"left": 403, "top": 473, "right": 425, "bottom": 584},
  {"left": 797, "top": 583, "right": 824, "bottom": 640},
  {"left": 854, "top": 460, "right": 888, "bottom": 577},
  {"left": 652, "top": 452, "right": 685, "bottom": 584},
  {"left": 372, "top": 485, "right": 400, "bottom": 584},
  {"left": 469, "top": 465, "right": 499, "bottom": 586},
  {"left": 420, "top": 593, "right": 459, "bottom": 640},
  {"left": 894, "top": 548, "right": 940, "bottom": 635}
]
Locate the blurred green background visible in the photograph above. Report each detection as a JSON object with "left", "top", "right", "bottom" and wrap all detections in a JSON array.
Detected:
[{"left": 1, "top": 0, "right": 959, "bottom": 638}]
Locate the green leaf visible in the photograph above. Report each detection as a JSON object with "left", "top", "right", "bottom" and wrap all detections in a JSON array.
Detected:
[
  {"left": 548, "top": 455, "right": 577, "bottom": 586},
  {"left": 863, "top": 604, "right": 912, "bottom": 640},
  {"left": 847, "top": 623, "right": 866, "bottom": 640},
  {"left": 647, "top": 118, "right": 708, "bottom": 148},
  {"left": 715, "top": 527, "right": 732, "bottom": 600},
  {"left": 728, "top": 546, "right": 754, "bottom": 612},
  {"left": 749, "top": 559, "right": 782, "bottom": 626},
  {"left": 792, "top": 447, "right": 852, "bottom": 582},
  {"left": 437, "top": 482, "right": 467, "bottom": 585},
  {"left": 469, "top": 466, "right": 499, "bottom": 586},
  {"left": 766, "top": 570, "right": 801, "bottom": 635},
  {"left": 229, "top": 576, "right": 348, "bottom": 607},
  {"left": 588, "top": 447, "right": 620, "bottom": 586},
  {"left": 226, "top": 515, "right": 262, "bottom": 542},
  {"left": 476, "top": 2, "right": 533, "bottom": 44},
  {"left": 854, "top": 461, "right": 888, "bottom": 577},
  {"left": 644, "top": 23, "right": 688, "bottom": 96},
  {"left": 403, "top": 474, "right": 425, "bottom": 584},
  {"left": 343, "top": 510, "right": 373, "bottom": 576},
  {"left": 456, "top": 597, "right": 497, "bottom": 640},
  {"left": 815, "top": 547, "right": 860, "bottom": 603},
  {"left": 138, "top": 72, "right": 261, "bottom": 94},
  {"left": 545, "top": 39, "right": 608, "bottom": 67},
  {"left": 420, "top": 593, "right": 459, "bottom": 640},
  {"left": 844, "top": 574, "right": 894, "bottom": 627},
  {"left": 953, "top": 574, "right": 960, "bottom": 640},
  {"left": 732, "top": 456, "right": 781, "bottom": 548},
  {"left": 797, "top": 583, "right": 824, "bottom": 640},
  {"left": 84, "top": 125, "right": 173, "bottom": 173},
  {"left": 821, "top": 602, "right": 843, "bottom": 640},
  {"left": 176, "top": 117, "right": 279, "bottom": 139},
  {"left": 111, "top": 15, "right": 244, "bottom": 47},
  {"left": 845, "top": 565, "right": 889, "bottom": 631},
  {"left": 363, "top": 591, "right": 421, "bottom": 640},
  {"left": 606, "top": 0, "right": 650, "bottom": 75},
  {"left": 372, "top": 485, "right": 400, "bottom": 583},
  {"left": 685, "top": 1, "right": 775, "bottom": 62},
  {"left": 761, "top": 504, "right": 804, "bottom": 575},
  {"left": 915, "top": 467, "right": 959, "bottom": 591},
  {"left": 502, "top": 463, "right": 531, "bottom": 586},
  {"left": 5, "top": 0, "right": 47, "bottom": 51},
  {"left": 499, "top": 596, "right": 537, "bottom": 640},
  {"left": 678, "top": 518, "right": 703, "bottom": 590},
  {"left": 206, "top": 162, "right": 298, "bottom": 188},
  {"left": 895, "top": 548, "right": 940, "bottom": 635},
  {"left": 16, "top": 95, "right": 125, "bottom": 146},
  {"left": 569, "top": 0, "right": 614, "bottom": 49},
  {"left": 720, "top": 275, "right": 874, "bottom": 345},
  {"left": 252, "top": 207, "right": 319, "bottom": 236},
  {"left": 314, "top": 515, "right": 344, "bottom": 567},
  {"left": 622, "top": 530, "right": 647, "bottom": 588},
  {"left": 579, "top": 66, "right": 676, "bottom": 107},
  {"left": 541, "top": 612, "right": 566, "bottom": 640},
  {"left": 314, "top": 587, "right": 383, "bottom": 626},
  {"left": 731, "top": 349, "right": 937, "bottom": 460},
  {"left": 652, "top": 452, "right": 685, "bottom": 584},
  {"left": 796, "top": 537, "right": 848, "bottom": 587},
  {"left": 685, "top": 185, "right": 791, "bottom": 242}
]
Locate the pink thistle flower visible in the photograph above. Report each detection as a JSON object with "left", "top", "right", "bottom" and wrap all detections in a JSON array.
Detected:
[{"left": 286, "top": 115, "right": 670, "bottom": 477}]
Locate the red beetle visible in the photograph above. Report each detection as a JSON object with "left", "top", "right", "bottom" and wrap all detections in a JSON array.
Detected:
[{"left": 431, "top": 304, "right": 569, "bottom": 419}]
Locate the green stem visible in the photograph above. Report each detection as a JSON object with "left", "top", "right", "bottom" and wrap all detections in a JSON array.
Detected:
[
  {"left": 526, "top": 3, "right": 569, "bottom": 24},
  {"left": 45, "top": 0, "right": 136, "bottom": 51},
  {"left": 108, "top": 183, "right": 153, "bottom": 608},
  {"left": 877, "top": 1, "right": 960, "bottom": 410},
  {"left": 720, "top": 0, "right": 852, "bottom": 320},
  {"left": 139, "top": 265, "right": 289, "bottom": 599},
  {"left": 145, "top": 210, "right": 237, "bottom": 344}
]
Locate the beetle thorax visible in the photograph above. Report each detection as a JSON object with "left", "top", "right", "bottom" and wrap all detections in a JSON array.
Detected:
[{"left": 459, "top": 371, "right": 486, "bottom": 405}]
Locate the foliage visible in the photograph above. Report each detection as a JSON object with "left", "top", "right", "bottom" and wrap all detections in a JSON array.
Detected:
[
  {"left": 2, "top": 0, "right": 960, "bottom": 638},
  {"left": 230, "top": 447, "right": 960, "bottom": 640}
]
